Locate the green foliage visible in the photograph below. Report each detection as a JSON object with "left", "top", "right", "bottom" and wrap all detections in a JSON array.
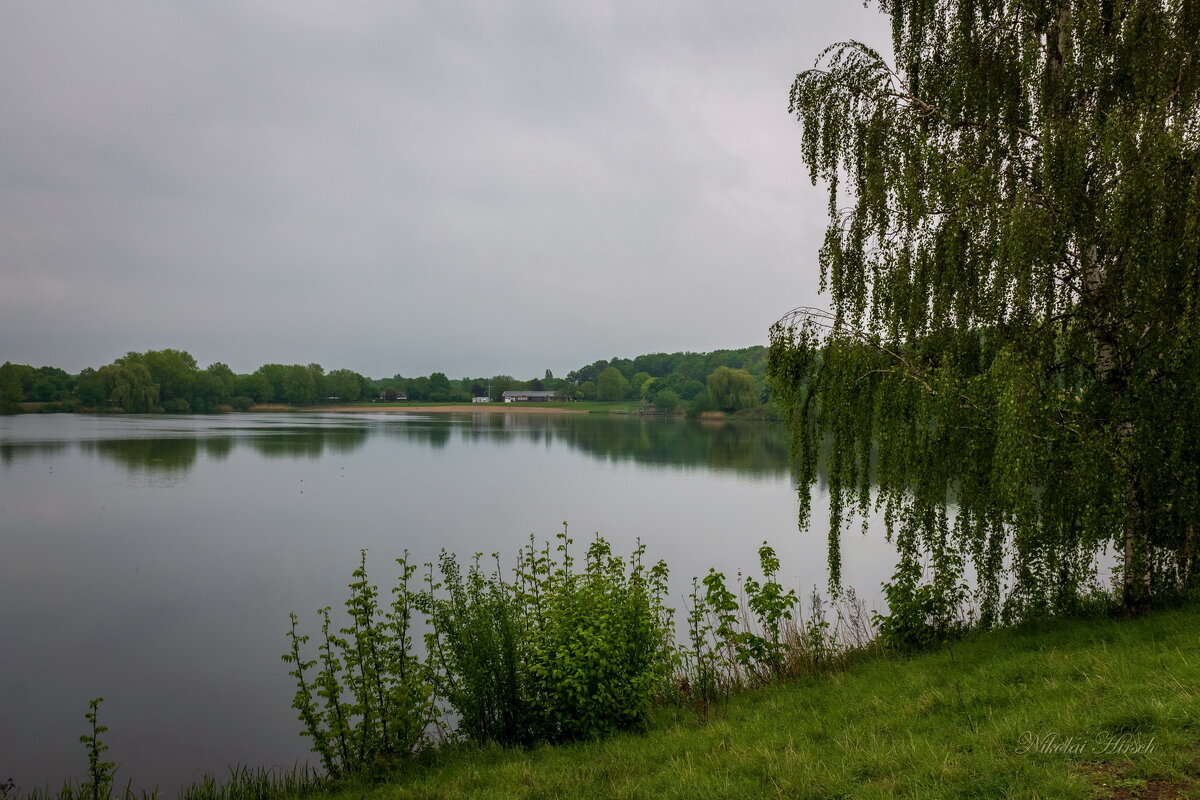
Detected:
[
  {"left": 419, "top": 528, "right": 676, "bottom": 746},
  {"left": 118, "top": 350, "right": 197, "bottom": 409},
  {"left": 9, "top": 702, "right": 326, "bottom": 800},
  {"left": 323, "top": 370, "right": 367, "bottom": 402},
  {"left": 74, "top": 368, "right": 105, "bottom": 408},
  {"left": 874, "top": 556, "right": 968, "bottom": 652},
  {"left": 683, "top": 391, "right": 713, "bottom": 419},
  {"left": 692, "top": 545, "right": 800, "bottom": 686},
  {"left": 705, "top": 367, "right": 758, "bottom": 413},
  {"left": 235, "top": 373, "right": 273, "bottom": 403},
  {"left": 0, "top": 362, "right": 22, "bottom": 412},
  {"left": 417, "top": 551, "right": 527, "bottom": 746},
  {"left": 98, "top": 363, "right": 158, "bottom": 413},
  {"left": 81, "top": 698, "right": 115, "bottom": 800},
  {"left": 426, "top": 373, "right": 452, "bottom": 402},
  {"left": 629, "top": 372, "right": 652, "bottom": 398},
  {"left": 282, "top": 366, "right": 317, "bottom": 406},
  {"left": 771, "top": 0, "right": 1200, "bottom": 625},
  {"left": 283, "top": 530, "right": 872, "bottom": 772},
  {"left": 596, "top": 367, "right": 630, "bottom": 402},
  {"left": 652, "top": 389, "right": 680, "bottom": 415},
  {"left": 283, "top": 551, "right": 432, "bottom": 776},
  {"left": 161, "top": 398, "right": 191, "bottom": 414},
  {"left": 175, "top": 765, "right": 324, "bottom": 800},
  {"left": 1, "top": 345, "right": 777, "bottom": 415},
  {"left": 520, "top": 534, "right": 675, "bottom": 742},
  {"left": 310, "top": 602, "right": 1200, "bottom": 800}
]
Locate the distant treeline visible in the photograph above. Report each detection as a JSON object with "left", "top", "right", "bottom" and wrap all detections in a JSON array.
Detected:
[{"left": 0, "top": 345, "right": 771, "bottom": 415}]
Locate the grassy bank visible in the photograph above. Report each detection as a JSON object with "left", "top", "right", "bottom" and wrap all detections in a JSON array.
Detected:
[{"left": 317, "top": 604, "right": 1200, "bottom": 800}]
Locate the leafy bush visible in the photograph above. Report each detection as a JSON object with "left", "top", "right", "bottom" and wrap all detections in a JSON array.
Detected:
[
  {"left": 653, "top": 390, "right": 680, "bottom": 415},
  {"left": 283, "top": 551, "right": 432, "bottom": 776},
  {"left": 417, "top": 551, "right": 528, "bottom": 746},
  {"left": 873, "top": 556, "right": 967, "bottom": 652},
  {"left": 420, "top": 528, "right": 675, "bottom": 745},
  {"left": 41, "top": 400, "right": 81, "bottom": 413},
  {"left": 684, "top": 391, "right": 714, "bottom": 418},
  {"left": 519, "top": 534, "right": 674, "bottom": 741},
  {"left": 285, "top": 533, "right": 878, "bottom": 775}
]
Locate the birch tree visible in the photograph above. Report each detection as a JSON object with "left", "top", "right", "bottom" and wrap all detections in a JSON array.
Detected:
[{"left": 768, "top": 0, "right": 1200, "bottom": 625}]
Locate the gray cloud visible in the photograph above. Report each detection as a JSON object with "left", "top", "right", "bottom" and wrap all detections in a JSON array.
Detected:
[{"left": 0, "top": 0, "right": 891, "bottom": 377}]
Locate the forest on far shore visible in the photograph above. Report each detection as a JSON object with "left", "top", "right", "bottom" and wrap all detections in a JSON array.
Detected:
[{"left": 0, "top": 345, "right": 770, "bottom": 417}]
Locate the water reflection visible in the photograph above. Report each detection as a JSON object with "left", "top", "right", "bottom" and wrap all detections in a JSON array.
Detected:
[
  {"left": 1, "top": 413, "right": 793, "bottom": 478},
  {"left": 83, "top": 438, "right": 202, "bottom": 475},
  {"left": 0, "top": 412, "right": 893, "bottom": 794}
]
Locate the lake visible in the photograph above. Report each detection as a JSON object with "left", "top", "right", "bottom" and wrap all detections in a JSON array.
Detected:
[{"left": 0, "top": 411, "right": 895, "bottom": 792}]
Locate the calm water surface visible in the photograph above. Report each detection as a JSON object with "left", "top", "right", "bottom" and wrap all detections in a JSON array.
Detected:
[{"left": 0, "top": 412, "right": 894, "bottom": 791}]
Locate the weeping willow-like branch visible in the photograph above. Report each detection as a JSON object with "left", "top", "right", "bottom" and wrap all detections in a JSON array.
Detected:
[{"left": 772, "top": 0, "right": 1200, "bottom": 628}]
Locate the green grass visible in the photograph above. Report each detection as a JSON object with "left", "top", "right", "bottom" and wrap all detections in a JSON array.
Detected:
[{"left": 315, "top": 604, "right": 1200, "bottom": 800}]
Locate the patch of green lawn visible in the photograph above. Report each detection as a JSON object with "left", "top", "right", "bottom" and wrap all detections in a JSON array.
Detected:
[{"left": 319, "top": 605, "right": 1200, "bottom": 799}]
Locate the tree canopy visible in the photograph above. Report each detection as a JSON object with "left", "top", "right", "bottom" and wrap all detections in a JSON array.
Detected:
[{"left": 768, "top": 0, "right": 1200, "bottom": 628}]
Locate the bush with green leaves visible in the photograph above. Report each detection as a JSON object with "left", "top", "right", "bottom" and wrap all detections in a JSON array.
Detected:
[
  {"left": 519, "top": 533, "right": 674, "bottom": 742},
  {"left": 283, "top": 551, "right": 432, "bottom": 776},
  {"left": 689, "top": 544, "right": 798, "bottom": 687},
  {"left": 285, "top": 532, "right": 878, "bottom": 773},
  {"left": 652, "top": 390, "right": 680, "bottom": 415},
  {"left": 873, "top": 555, "right": 969, "bottom": 652},
  {"left": 420, "top": 528, "right": 676, "bottom": 746},
  {"left": 416, "top": 551, "right": 528, "bottom": 746}
]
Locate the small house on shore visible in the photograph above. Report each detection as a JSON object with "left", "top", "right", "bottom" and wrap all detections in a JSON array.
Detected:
[{"left": 501, "top": 390, "right": 560, "bottom": 403}]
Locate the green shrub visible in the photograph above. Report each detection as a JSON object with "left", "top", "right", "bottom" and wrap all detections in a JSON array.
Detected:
[
  {"left": 520, "top": 534, "right": 674, "bottom": 741},
  {"left": 417, "top": 551, "right": 528, "bottom": 746},
  {"left": 286, "top": 534, "right": 875, "bottom": 775},
  {"left": 283, "top": 551, "right": 432, "bottom": 776},
  {"left": 873, "top": 555, "right": 967, "bottom": 652},
  {"left": 684, "top": 391, "right": 714, "bottom": 419},
  {"left": 420, "top": 528, "right": 675, "bottom": 746},
  {"left": 653, "top": 390, "right": 680, "bottom": 415}
]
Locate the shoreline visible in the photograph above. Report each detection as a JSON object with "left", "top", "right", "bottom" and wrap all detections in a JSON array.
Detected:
[{"left": 283, "top": 403, "right": 590, "bottom": 414}]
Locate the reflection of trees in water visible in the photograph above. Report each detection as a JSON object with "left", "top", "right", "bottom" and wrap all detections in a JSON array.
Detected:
[
  {"left": 427, "top": 414, "right": 793, "bottom": 478},
  {"left": 380, "top": 420, "right": 456, "bottom": 448},
  {"left": 0, "top": 441, "right": 73, "bottom": 467},
  {"left": 251, "top": 425, "right": 370, "bottom": 459},
  {"left": 80, "top": 425, "right": 371, "bottom": 473},
  {"left": 556, "top": 417, "right": 792, "bottom": 477},
  {"left": 203, "top": 437, "right": 234, "bottom": 461},
  {"left": 86, "top": 438, "right": 201, "bottom": 475},
  {"left": 6, "top": 416, "right": 790, "bottom": 478},
  {"left": 456, "top": 413, "right": 518, "bottom": 444}
]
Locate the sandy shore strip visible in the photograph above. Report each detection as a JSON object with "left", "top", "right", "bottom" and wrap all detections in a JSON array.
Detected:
[{"left": 267, "top": 403, "right": 589, "bottom": 414}]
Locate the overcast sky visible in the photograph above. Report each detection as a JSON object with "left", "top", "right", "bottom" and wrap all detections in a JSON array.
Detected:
[{"left": 0, "top": 1, "right": 892, "bottom": 379}]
